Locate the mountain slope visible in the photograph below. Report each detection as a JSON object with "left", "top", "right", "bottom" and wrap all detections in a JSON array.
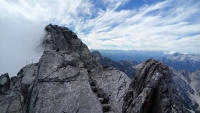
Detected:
[{"left": 171, "top": 69, "right": 200, "bottom": 112}]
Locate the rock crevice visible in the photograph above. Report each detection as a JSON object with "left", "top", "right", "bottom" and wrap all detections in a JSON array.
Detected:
[{"left": 88, "top": 73, "right": 113, "bottom": 113}]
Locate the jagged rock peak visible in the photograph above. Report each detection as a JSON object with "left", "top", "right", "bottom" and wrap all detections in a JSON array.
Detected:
[
  {"left": 123, "top": 59, "right": 185, "bottom": 113},
  {"left": 42, "top": 24, "right": 100, "bottom": 70},
  {"left": 43, "top": 24, "right": 83, "bottom": 52},
  {"left": 92, "top": 51, "right": 102, "bottom": 60}
]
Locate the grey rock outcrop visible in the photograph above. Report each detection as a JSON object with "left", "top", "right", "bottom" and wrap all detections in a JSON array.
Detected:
[
  {"left": 43, "top": 24, "right": 100, "bottom": 70},
  {"left": 0, "top": 64, "right": 38, "bottom": 113},
  {"left": 132, "top": 62, "right": 200, "bottom": 113},
  {"left": 18, "top": 64, "right": 38, "bottom": 113},
  {"left": 29, "top": 51, "right": 103, "bottom": 113},
  {"left": 0, "top": 73, "right": 10, "bottom": 94},
  {"left": 0, "top": 24, "right": 185, "bottom": 113},
  {"left": 122, "top": 59, "right": 185, "bottom": 113}
]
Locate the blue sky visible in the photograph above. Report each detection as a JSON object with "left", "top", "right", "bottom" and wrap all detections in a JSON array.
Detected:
[
  {"left": 0, "top": 0, "right": 200, "bottom": 76},
  {"left": 1, "top": 0, "right": 200, "bottom": 53}
]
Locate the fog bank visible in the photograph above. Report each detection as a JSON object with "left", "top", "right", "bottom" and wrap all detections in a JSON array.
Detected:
[{"left": 0, "top": 17, "right": 46, "bottom": 76}]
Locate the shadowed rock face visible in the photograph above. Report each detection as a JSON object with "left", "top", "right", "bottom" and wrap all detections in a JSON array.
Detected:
[
  {"left": 122, "top": 59, "right": 185, "bottom": 113},
  {"left": 0, "top": 73, "right": 10, "bottom": 94}
]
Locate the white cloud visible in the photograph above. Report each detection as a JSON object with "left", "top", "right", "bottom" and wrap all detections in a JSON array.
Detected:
[
  {"left": 0, "top": 0, "right": 200, "bottom": 76},
  {"left": 0, "top": 16, "right": 45, "bottom": 76},
  {"left": 77, "top": 0, "right": 200, "bottom": 54}
]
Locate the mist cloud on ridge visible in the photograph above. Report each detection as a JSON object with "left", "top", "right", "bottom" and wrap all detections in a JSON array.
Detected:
[{"left": 0, "top": 17, "right": 46, "bottom": 76}]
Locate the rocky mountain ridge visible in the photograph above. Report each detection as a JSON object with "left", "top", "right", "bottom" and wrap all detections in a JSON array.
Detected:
[
  {"left": 0, "top": 24, "right": 184, "bottom": 113},
  {"left": 92, "top": 50, "right": 200, "bottom": 112},
  {"left": 123, "top": 59, "right": 185, "bottom": 113}
]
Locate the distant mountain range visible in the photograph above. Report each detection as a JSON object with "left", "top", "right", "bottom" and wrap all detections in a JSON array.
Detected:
[
  {"left": 90, "top": 49, "right": 165, "bottom": 62},
  {"left": 162, "top": 53, "right": 200, "bottom": 72},
  {"left": 91, "top": 49, "right": 200, "bottom": 72}
]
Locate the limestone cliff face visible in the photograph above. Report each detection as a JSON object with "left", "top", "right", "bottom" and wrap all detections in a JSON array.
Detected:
[
  {"left": 0, "top": 24, "right": 185, "bottom": 113},
  {"left": 122, "top": 59, "right": 185, "bottom": 113}
]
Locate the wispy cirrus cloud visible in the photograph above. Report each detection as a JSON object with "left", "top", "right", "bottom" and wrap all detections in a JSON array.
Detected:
[
  {"left": 0, "top": 0, "right": 200, "bottom": 76},
  {"left": 78, "top": 0, "right": 200, "bottom": 54}
]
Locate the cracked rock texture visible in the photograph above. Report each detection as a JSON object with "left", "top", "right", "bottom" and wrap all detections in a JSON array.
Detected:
[
  {"left": 0, "top": 24, "right": 185, "bottom": 113},
  {"left": 29, "top": 51, "right": 103, "bottom": 113},
  {"left": 122, "top": 59, "right": 185, "bottom": 113}
]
